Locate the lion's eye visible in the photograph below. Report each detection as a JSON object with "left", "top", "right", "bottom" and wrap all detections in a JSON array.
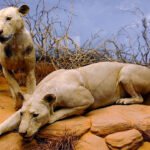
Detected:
[
  {"left": 20, "top": 112, "right": 23, "bottom": 116},
  {"left": 6, "top": 17, "right": 12, "bottom": 21},
  {"left": 33, "top": 113, "right": 39, "bottom": 117}
]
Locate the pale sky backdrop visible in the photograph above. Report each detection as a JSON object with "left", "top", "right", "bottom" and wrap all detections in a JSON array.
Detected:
[{"left": 0, "top": 0, "right": 149, "bottom": 44}]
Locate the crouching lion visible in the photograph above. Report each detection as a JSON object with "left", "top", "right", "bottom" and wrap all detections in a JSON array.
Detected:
[{"left": 0, "top": 62, "right": 149, "bottom": 137}]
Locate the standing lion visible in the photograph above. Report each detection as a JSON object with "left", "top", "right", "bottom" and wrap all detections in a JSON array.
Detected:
[{"left": 0, "top": 5, "right": 36, "bottom": 109}]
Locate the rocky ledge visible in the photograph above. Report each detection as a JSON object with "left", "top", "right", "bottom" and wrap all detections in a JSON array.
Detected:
[{"left": 0, "top": 80, "right": 150, "bottom": 149}]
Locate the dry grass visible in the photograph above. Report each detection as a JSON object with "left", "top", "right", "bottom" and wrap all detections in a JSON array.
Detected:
[
  {"left": 35, "top": 62, "right": 55, "bottom": 83},
  {"left": 13, "top": 62, "right": 55, "bottom": 86},
  {"left": 52, "top": 49, "right": 106, "bottom": 69},
  {"left": 140, "top": 130, "right": 150, "bottom": 142},
  {"left": 23, "top": 133, "right": 79, "bottom": 150}
]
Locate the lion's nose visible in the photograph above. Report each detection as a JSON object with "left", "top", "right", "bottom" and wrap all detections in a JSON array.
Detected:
[
  {"left": 0, "top": 30, "right": 3, "bottom": 35},
  {"left": 19, "top": 131, "right": 27, "bottom": 137}
]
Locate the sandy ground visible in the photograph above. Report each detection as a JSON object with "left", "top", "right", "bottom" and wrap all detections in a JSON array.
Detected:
[
  {"left": 0, "top": 77, "right": 27, "bottom": 122},
  {"left": 0, "top": 77, "right": 15, "bottom": 123}
]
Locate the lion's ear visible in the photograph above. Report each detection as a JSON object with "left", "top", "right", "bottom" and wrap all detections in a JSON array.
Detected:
[
  {"left": 18, "top": 5, "right": 30, "bottom": 16},
  {"left": 43, "top": 94, "right": 56, "bottom": 104}
]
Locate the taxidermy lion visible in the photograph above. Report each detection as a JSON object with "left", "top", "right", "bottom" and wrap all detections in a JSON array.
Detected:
[
  {"left": 0, "top": 62, "right": 149, "bottom": 137},
  {"left": 0, "top": 5, "right": 36, "bottom": 109}
]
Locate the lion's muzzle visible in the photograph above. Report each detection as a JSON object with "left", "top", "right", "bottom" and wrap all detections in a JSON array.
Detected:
[{"left": 0, "top": 34, "right": 13, "bottom": 43}]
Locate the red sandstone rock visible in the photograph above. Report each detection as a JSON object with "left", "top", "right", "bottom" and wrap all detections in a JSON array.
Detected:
[
  {"left": 0, "top": 133, "right": 22, "bottom": 150},
  {"left": 120, "top": 105, "right": 150, "bottom": 131},
  {"left": 75, "top": 132, "right": 109, "bottom": 150},
  {"left": 38, "top": 116, "right": 91, "bottom": 137},
  {"left": 87, "top": 106, "right": 132, "bottom": 136},
  {"left": 105, "top": 129, "right": 143, "bottom": 150}
]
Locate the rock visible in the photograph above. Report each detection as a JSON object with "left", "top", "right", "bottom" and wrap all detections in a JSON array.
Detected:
[
  {"left": 0, "top": 133, "right": 22, "bottom": 150},
  {"left": 75, "top": 132, "right": 109, "bottom": 150},
  {"left": 87, "top": 105, "right": 150, "bottom": 136},
  {"left": 105, "top": 129, "right": 143, "bottom": 150},
  {"left": 0, "top": 78, "right": 150, "bottom": 149},
  {"left": 38, "top": 116, "right": 91, "bottom": 137},
  {"left": 87, "top": 106, "right": 132, "bottom": 136},
  {"left": 138, "top": 142, "right": 150, "bottom": 150},
  {"left": 121, "top": 105, "right": 150, "bottom": 132}
]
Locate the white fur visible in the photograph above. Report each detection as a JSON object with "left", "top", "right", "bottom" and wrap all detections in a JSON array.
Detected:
[{"left": 0, "top": 5, "right": 36, "bottom": 109}]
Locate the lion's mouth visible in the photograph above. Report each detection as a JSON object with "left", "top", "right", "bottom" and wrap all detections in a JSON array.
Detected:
[
  {"left": 0, "top": 34, "right": 13, "bottom": 43},
  {"left": 23, "top": 136, "right": 34, "bottom": 142}
]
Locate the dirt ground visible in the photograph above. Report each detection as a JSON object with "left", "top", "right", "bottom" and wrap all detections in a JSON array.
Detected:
[
  {"left": 0, "top": 77, "right": 28, "bottom": 122},
  {"left": 0, "top": 77, "right": 23, "bottom": 150},
  {"left": 0, "top": 77, "right": 16, "bottom": 123}
]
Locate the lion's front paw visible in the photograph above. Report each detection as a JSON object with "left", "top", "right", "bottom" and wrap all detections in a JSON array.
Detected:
[
  {"left": 116, "top": 98, "right": 133, "bottom": 105},
  {"left": 49, "top": 118, "right": 56, "bottom": 124},
  {"left": 0, "top": 128, "right": 4, "bottom": 136},
  {"left": 49, "top": 115, "right": 57, "bottom": 124}
]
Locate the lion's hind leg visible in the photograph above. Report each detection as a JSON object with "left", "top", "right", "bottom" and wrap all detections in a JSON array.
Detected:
[{"left": 116, "top": 67, "right": 143, "bottom": 105}]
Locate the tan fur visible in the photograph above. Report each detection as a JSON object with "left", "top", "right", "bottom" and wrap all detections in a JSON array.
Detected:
[
  {"left": 0, "top": 5, "right": 36, "bottom": 109},
  {"left": 0, "top": 62, "right": 150, "bottom": 137}
]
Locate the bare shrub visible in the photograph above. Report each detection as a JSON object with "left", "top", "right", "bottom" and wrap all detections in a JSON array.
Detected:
[
  {"left": 15, "top": 62, "right": 55, "bottom": 86},
  {"left": 101, "top": 8, "right": 150, "bottom": 67},
  {"left": 35, "top": 62, "right": 55, "bottom": 83},
  {"left": 49, "top": 33, "right": 109, "bottom": 69},
  {"left": 1, "top": 0, "right": 108, "bottom": 71},
  {"left": 52, "top": 49, "right": 105, "bottom": 69}
]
